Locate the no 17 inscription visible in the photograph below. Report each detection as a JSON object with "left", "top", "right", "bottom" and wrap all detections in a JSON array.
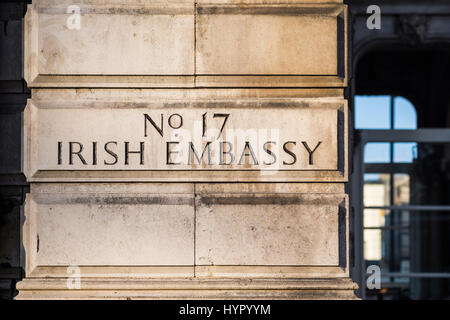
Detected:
[
  {"left": 58, "top": 112, "right": 322, "bottom": 168},
  {"left": 33, "top": 106, "right": 340, "bottom": 172}
]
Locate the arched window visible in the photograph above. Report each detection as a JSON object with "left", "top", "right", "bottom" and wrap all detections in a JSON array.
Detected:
[
  {"left": 355, "top": 95, "right": 418, "bottom": 163},
  {"left": 354, "top": 95, "right": 419, "bottom": 299}
]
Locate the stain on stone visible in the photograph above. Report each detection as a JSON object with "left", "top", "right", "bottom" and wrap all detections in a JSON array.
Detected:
[
  {"left": 35, "top": 194, "right": 194, "bottom": 206},
  {"left": 73, "top": 196, "right": 193, "bottom": 206},
  {"left": 199, "top": 194, "right": 340, "bottom": 206},
  {"left": 197, "top": 5, "right": 341, "bottom": 17}
]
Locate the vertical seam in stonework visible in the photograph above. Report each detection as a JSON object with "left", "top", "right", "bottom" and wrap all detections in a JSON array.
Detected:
[
  {"left": 194, "top": 2, "right": 197, "bottom": 87},
  {"left": 193, "top": 2, "right": 198, "bottom": 275},
  {"left": 193, "top": 183, "right": 197, "bottom": 277}
]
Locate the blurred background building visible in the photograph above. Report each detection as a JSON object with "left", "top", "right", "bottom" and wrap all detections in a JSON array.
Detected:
[
  {"left": 349, "top": 0, "right": 450, "bottom": 299},
  {"left": 1, "top": 0, "right": 450, "bottom": 299}
]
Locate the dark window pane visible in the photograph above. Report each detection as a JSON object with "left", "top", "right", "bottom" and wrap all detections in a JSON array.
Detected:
[
  {"left": 355, "top": 95, "right": 391, "bottom": 129},
  {"left": 394, "top": 142, "right": 417, "bottom": 163},
  {"left": 394, "top": 97, "right": 417, "bottom": 130},
  {"left": 364, "top": 142, "right": 391, "bottom": 163}
]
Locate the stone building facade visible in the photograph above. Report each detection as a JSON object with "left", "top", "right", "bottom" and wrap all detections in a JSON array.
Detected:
[{"left": 1, "top": 0, "right": 450, "bottom": 300}]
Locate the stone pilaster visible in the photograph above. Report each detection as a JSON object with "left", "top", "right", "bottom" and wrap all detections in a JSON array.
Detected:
[{"left": 17, "top": 0, "right": 357, "bottom": 299}]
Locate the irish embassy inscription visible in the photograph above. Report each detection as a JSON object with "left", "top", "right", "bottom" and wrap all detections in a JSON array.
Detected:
[
  {"left": 49, "top": 109, "right": 336, "bottom": 169},
  {"left": 17, "top": 0, "right": 357, "bottom": 299}
]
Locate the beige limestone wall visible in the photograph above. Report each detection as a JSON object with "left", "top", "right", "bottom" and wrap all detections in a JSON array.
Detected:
[
  {"left": 24, "top": 0, "right": 347, "bottom": 87},
  {"left": 17, "top": 0, "right": 357, "bottom": 299},
  {"left": 23, "top": 94, "right": 347, "bottom": 181}
]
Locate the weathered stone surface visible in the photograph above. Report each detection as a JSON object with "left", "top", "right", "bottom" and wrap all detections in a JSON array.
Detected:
[
  {"left": 31, "top": 87, "right": 345, "bottom": 101},
  {"left": 196, "top": 5, "right": 344, "bottom": 75},
  {"left": 23, "top": 97, "right": 347, "bottom": 182},
  {"left": 18, "top": 0, "right": 356, "bottom": 300},
  {"left": 23, "top": 183, "right": 195, "bottom": 276},
  {"left": 195, "top": 193, "right": 347, "bottom": 266},
  {"left": 24, "top": 0, "right": 346, "bottom": 88},
  {"left": 25, "top": 1, "right": 195, "bottom": 87},
  {"left": 16, "top": 278, "right": 358, "bottom": 300},
  {"left": 195, "top": 182, "right": 346, "bottom": 194},
  {"left": 21, "top": 182, "right": 349, "bottom": 279}
]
